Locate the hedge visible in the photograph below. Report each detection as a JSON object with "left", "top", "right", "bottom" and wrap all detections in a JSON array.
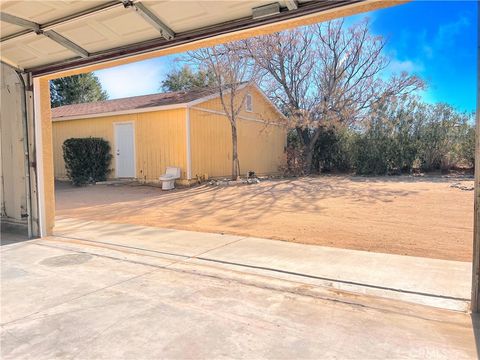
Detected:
[{"left": 62, "top": 137, "right": 112, "bottom": 185}]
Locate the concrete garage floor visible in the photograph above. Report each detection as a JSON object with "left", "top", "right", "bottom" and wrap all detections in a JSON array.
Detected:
[{"left": 1, "top": 233, "right": 480, "bottom": 359}]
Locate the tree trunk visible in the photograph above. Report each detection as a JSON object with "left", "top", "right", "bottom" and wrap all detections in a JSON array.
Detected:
[
  {"left": 294, "top": 126, "right": 312, "bottom": 174},
  {"left": 231, "top": 123, "right": 240, "bottom": 180},
  {"left": 303, "top": 145, "right": 314, "bottom": 175},
  {"left": 302, "top": 127, "right": 323, "bottom": 175},
  {"left": 295, "top": 127, "right": 309, "bottom": 147}
]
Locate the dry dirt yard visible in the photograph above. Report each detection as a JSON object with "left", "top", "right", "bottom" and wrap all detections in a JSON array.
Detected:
[{"left": 56, "top": 175, "right": 474, "bottom": 262}]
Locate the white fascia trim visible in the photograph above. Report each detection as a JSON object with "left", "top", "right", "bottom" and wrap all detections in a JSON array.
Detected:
[
  {"left": 185, "top": 106, "right": 192, "bottom": 180},
  {"left": 52, "top": 103, "right": 188, "bottom": 122},
  {"left": 33, "top": 78, "right": 47, "bottom": 237},
  {"left": 190, "top": 106, "right": 284, "bottom": 127}
]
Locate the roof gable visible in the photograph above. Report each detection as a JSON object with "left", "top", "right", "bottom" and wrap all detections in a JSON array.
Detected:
[
  {"left": 190, "top": 83, "right": 287, "bottom": 121},
  {"left": 248, "top": 84, "right": 287, "bottom": 121}
]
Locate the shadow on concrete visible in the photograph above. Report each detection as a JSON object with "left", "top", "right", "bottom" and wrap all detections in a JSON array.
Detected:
[
  {"left": 1, "top": 221, "right": 29, "bottom": 246},
  {"left": 472, "top": 313, "right": 480, "bottom": 359},
  {"left": 1, "top": 231, "right": 29, "bottom": 246}
]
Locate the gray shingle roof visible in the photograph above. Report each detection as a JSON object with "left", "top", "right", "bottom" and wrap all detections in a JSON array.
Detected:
[{"left": 51, "top": 87, "right": 219, "bottom": 119}]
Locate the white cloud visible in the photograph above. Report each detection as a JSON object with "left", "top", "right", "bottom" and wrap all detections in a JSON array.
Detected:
[
  {"left": 388, "top": 59, "right": 424, "bottom": 74},
  {"left": 94, "top": 58, "right": 171, "bottom": 99},
  {"left": 434, "top": 16, "right": 470, "bottom": 48}
]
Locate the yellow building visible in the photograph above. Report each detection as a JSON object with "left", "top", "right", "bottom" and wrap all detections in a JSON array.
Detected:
[{"left": 52, "top": 84, "right": 287, "bottom": 183}]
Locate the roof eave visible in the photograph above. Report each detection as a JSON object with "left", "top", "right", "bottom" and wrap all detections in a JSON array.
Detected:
[{"left": 52, "top": 102, "right": 189, "bottom": 121}]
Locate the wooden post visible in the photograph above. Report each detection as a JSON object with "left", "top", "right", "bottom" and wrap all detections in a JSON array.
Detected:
[
  {"left": 32, "top": 77, "right": 55, "bottom": 237},
  {"left": 470, "top": 4, "right": 480, "bottom": 312}
]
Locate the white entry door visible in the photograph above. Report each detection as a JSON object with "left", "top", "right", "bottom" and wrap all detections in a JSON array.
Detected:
[{"left": 114, "top": 123, "right": 135, "bottom": 178}]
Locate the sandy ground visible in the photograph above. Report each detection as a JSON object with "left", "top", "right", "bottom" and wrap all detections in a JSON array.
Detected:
[{"left": 55, "top": 175, "right": 474, "bottom": 262}]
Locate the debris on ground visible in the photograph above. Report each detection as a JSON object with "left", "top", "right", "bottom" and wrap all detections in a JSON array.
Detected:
[
  {"left": 208, "top": 177, "right": 261, "bottom": 186},
  {"left": 450, "top": 182, "right": 474, "bottom": 191}
]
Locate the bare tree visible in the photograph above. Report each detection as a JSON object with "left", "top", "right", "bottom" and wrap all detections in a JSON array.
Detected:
[
  {"left": 245, "top": 19, "right": 424, "bottom": 173},
  {"left": 187, "top": 44, "right": 258, "bottom": 180}
]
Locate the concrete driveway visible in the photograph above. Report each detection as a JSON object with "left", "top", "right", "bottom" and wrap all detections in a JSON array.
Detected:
[
  {"left": 53, "top": 217, "right": 471, "bottom": 311},
  {"left": 2, "top": 228, "right": 479, "bottom": 359}
]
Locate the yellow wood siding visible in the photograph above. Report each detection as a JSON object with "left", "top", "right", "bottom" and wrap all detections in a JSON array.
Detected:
[
  {"left": 238, "top": 119, "right": 287, "bottom": 175},
  {"left": 136, "top": 109, "right": 187, "bottom": 181},
  {"left": 190, "top": 109, "right": 286, "bottom": 178},
  {"left": 52, "top": 108, "right": 187, "bottom": 181},
  {"left": 189, "top": 109, "right": 231, "bottom": 178},
  {"left": 190, "top": 85, "right": 287, "bottom": 178}
]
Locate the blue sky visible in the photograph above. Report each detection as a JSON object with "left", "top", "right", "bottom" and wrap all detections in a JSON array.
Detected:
[{"left": 94, "top": 0, "right": 477, "bottom": 112}]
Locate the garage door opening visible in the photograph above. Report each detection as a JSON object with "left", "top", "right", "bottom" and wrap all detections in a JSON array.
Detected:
[
  {"left": 1, "top": 0, "right": 478, "bottom": 315},
  {"left": 42, "top": 2, "right": 476, "bottom": 313}
]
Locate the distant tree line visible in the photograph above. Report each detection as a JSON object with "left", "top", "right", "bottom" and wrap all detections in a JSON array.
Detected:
[
  {"left": 161, "top": 66, "right": 214, "bottom": 92},
  {"left": 287, "top": 97, "right": 475, "bottom": 176},
  {"left": 50, "top": 73, "right": 107, "bottom": 108}
]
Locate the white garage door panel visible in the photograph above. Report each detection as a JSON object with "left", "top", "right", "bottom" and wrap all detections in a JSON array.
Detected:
[{"left": 0, "top": 0, "right": 328, "bottom": 71}]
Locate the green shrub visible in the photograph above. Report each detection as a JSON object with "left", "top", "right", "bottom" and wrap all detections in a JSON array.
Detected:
[
  {"left": 351, "top": 132, "right": 393, "bottom": 175},
  {"left": 416, "top": 105, "right": 475, "bottom": 171},
  {"left": 62, "top": 137, "right": 112, "bottom": 185},
  {"left": 313, "top": 127, "right": 352, "bottom": 173},
  {"left": 459, "top": 125, "right": 476, "bottom": 167}
]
